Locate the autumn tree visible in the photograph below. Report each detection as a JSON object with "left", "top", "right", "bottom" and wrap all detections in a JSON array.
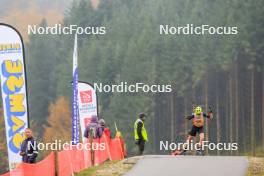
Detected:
[
  {"left": 0, "top": 108, "right": 8, "bottom": 174},
  {"left": 43, "top": 96, "right": 71, "bottom": 146}
]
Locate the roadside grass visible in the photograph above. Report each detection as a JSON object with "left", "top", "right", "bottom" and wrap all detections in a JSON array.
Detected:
[
  {"left": 75, "top": 160, "right": 134, "bottom": 176},
  {"left": 75, "top": 161, "right": 115, "bottom": 176},
  {"left": 247, "top": 157, "right": 264, "bottom": 176}
]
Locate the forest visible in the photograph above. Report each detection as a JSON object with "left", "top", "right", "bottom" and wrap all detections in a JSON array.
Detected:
[{"left": 0, "top": 0, "right": 263, "bottom": 173}]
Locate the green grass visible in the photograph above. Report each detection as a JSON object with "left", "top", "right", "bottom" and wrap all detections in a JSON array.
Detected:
[{"left": 75, "top": 166, "right": 97, "bottom": 176}]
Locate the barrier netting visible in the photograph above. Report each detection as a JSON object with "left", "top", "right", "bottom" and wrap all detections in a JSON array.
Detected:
[
  {"left": 1, "top": 134, "right": 126, "bottom": 176},
  {"left": 0, "top": 152, "right": 55, "bottom": 176}
]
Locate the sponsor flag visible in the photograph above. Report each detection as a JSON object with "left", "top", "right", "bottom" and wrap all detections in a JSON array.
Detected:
[
  {"left": 72, "top": 33, "right": 79, "bottom": 144},
  {"left": 78, "top": 82, "right": 98, "bottom": 141},
  {"left": 0, "top": 24, "right": 29, "bottom": 170}
]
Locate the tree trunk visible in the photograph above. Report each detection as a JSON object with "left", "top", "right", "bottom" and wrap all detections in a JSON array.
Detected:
[
  {"left": 204, "top": 77, "right": 209, "bottom": 155},
  {"left": 262, "top": 69, "right": 264, "bottom": 152},
  {"left": 226, "top": 80, "right": 230, "bottom": 154},
  {"left": 153, "top": 95, "right": 157, "bottom": 153},
  {"left": 235, "top": 60, "right": 239, "bottom": 155},
  {"left": 229, "top": 76, "right": 233, "bottom": 155},
  {"left": 250, "top": 68, "right": 255, "bottom": 156},
  {"left": 184, "top": 96, "right": 188, "bottom": 137},
  {"left": 170, "top": 92, "right": 175, "bottom": 142},
  {"left": 154, "top": 94, "right": 161, "bottom": 153},
  {"left": 216, "top": 75, "right": 221, "bottom": 156}
]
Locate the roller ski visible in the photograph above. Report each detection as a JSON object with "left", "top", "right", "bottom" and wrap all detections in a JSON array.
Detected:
[
  {"left": 196, "top": 148, "right": 204, "bottom": 156},
  {"left": 171, "top": 149, "right": 187, "bottom": 156}
]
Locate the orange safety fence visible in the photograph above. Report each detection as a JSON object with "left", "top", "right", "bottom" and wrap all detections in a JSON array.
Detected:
[
  {"left": 57, "top": 149, "right": 74, "bottom": 176},
  {"left": 0, "top": 172, "right": 9, "bottom": 176},
  {"left": 109, "top": 137, "right": 127, "bottom": 160},
  {"left": 69, "top": 146, "right": 86, "bottom": 172},
  {"left": 0, "top": 152, "right": 55, "bottom": 176},
  {"left": 1, "top": 135, "right": 126, "bottom": 176},
  {"left": 94, "top": 134, "right": 111, "bottom": 165},
  {"left": 57, "top": 134, "right": 113, "bottom": 176}
]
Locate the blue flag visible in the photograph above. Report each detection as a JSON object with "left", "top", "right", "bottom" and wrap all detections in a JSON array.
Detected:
[{"left": 72, "top": 33, "right": 79, "bottom": 144}]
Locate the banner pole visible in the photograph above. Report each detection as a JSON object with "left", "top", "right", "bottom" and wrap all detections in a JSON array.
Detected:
[
  {"left": 114, "top": 122, "right": 125, "bottom": 159},
  {"left": 0, "top": 23, "right": 30, "bottom": 171}
]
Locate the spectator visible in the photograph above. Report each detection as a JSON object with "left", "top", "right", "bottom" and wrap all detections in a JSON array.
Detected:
[
  {"left": 83, "top": 115, "right": 101, "bottom": 166},
  {"left": 84, "top": 115, "right": 100, "bottom": 139},
  {"left": 134, "top": 113, "right": 148, "bottom": 155},
  {"left": 20, "top": 128, "right": 38, "bottom": 163},
  {"left": 98, "top": 119, "right": 111, "bottom": 139}
]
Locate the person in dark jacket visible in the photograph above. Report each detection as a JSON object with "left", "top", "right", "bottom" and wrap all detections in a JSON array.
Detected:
[
  {"left": 98, "top": 119, "right": 111, "bottom": 139},
  {"left": 83, "top": 115, "right": 101, "bottom": 166},
  {"left": 20, "top": 128, "right": 38, "bottom": 163},
  {"left": 134, "top": 113, "right": 148, "bottom": 155},
  {"left": 84, "top": 115, "right": 102, "bottom": 139}
]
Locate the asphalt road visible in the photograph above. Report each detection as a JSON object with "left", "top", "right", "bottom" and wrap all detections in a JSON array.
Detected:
[{"left": 124, "top": 155, "right": 248, "bottom": 176}]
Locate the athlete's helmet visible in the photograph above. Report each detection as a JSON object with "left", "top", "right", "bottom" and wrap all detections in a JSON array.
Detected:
[{"left": 195, "top": 106, "right": 202, "bottom": 115}]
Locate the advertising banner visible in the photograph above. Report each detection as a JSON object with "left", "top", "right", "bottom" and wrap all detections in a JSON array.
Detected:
[
  {"left": 77, "top": 82, "right": 98, "bottom": 141},
  {"left": 0, "top": 24, "right": 29, "bottom": 170}
]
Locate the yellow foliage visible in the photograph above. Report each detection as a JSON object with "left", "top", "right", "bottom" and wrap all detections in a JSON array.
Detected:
[
  {"left": 115, "top": 131, "right": 122, "bottom": 138},
  {"left": 1, "top": 1, "right": 62, "bottom": 41},
  {"left": 43, "top": 96, "right": 71, "bottom": 145}
]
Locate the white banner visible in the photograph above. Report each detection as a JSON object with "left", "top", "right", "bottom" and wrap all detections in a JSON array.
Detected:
[
  {"left": 0, "top": 24, "right": 29, "bottom": 170},
  {"left": 78, "top": 82, "right": 98, "bottom": 141}
]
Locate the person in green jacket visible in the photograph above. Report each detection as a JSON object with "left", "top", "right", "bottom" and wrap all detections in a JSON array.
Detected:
[{"left": 134, "top": 113, "right": 148, "bottom": 155}]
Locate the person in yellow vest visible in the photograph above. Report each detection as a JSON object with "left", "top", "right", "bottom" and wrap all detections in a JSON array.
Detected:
[{"left": 134, "top": 113, "right": 148, "bottom": 155}]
